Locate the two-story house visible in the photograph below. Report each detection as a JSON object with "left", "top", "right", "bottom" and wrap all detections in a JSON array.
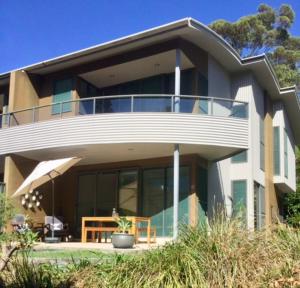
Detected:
[{"left": 0, "top": 18, "right": 299, "bottom": 238}]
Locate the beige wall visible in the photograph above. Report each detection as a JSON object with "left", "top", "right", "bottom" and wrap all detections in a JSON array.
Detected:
[
  {"left": 9, "top": 71, "right": 39, "bottom": 111},
  {"left": 264, "top": 95, "right": 279, "bottom": 225},
  {"left": 4, "top": 155, "right": 52, "bottom": 228}
]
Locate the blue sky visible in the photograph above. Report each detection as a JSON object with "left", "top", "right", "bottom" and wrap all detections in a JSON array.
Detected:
[{"left": 0, "top": 0, "right": 299, "bottom": 74}]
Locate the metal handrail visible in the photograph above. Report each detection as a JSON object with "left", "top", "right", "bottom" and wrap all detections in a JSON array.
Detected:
[{"left": 0, "top": 94, "right": 248, "bottom": 129}]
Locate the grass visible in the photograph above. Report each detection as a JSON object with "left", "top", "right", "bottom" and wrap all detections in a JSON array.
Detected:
[
  {"left": 1, "top": 214, "right": 300, "bottom": 287},
  {"left": 27, "top": 249, "right": 107, "bottom": 259}
]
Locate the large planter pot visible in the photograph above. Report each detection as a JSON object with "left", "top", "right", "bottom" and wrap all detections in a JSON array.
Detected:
[{"left": 111, "top": 233, "right": 134, "bottom": 249}]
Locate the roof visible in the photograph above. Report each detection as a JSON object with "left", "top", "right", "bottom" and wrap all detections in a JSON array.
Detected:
[{"left": 1, "top": 17, "right": 299, "bottom": 143}]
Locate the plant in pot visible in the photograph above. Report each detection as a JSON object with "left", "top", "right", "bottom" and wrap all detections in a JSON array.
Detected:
[{"left": 111, "top": 217, "right": 134, "bottom": 249}]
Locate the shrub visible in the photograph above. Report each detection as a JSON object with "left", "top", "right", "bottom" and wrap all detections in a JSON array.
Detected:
[{"left": 2, "top": 215, "right": 300, "bottom": 287}]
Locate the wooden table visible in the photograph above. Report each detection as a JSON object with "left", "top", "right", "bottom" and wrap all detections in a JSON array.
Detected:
[{"left": 81, "top": 216, "right": 151, "bottom": 244}]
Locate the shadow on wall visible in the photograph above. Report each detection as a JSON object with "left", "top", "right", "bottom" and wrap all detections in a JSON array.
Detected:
[{"left": 207, "top": 162, "right": 226, "bottom": 219}]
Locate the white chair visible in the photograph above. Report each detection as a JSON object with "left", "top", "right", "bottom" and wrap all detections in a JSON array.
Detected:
[{"left": 44, "top": 216, "right": 69, "bottom": 240}]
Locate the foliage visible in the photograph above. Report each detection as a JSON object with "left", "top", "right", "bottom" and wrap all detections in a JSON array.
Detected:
[
  {"left": 210, "top": 3, "right": 300, "bottom": 88},
  {"left": 0, "top": 193, "right": 15, "bottom": 233},
  {"left": 116, "top": 217, "right": 132, "bottom": 234},
  {"left": 1, "top": 217, "right": 300, "bottom": 287},
  {"left": 285, "top": 147, "right": 300, "bottom": 227}
]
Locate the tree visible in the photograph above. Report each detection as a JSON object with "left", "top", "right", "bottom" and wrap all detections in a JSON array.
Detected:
[{"left": 209, "top": 3, "right": 300, "bottom": 88}]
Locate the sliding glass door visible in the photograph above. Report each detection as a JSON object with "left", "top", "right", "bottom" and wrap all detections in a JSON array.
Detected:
[
  {"left": 142, "top": 169, "right": 165, "bottom": 236},
  {"left": 77, "top": 170, "right": 138, "bottom": 232},
  {"left": 77, "top": 167, "right": 190, "bottom": 237},
  {"left": 96, "top": 172, "right": 118, "bottom": 216},
  {"left": 142, "top": 167, "right": 190, "bottom": 237}
]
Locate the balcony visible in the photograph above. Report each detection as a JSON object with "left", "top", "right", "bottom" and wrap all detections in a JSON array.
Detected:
[
  {"left": 0, "top": 95, "right": 249, "bottom": 163},
  {"left": 1, "top": 94, "right": 248, "bottom": 126}
]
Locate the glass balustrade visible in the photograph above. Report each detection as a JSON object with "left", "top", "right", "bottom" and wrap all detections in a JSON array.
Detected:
[{"left": 0, "top": 95, "right": 248, "bottom": 128}]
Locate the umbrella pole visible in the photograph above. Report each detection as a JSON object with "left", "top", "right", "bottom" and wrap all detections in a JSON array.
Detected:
[{"left": 51, "top": 178, "right": 55, "bottom": 239}]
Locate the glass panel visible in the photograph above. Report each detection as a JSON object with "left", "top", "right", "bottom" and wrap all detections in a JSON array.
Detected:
[
  {"left": 254, "top": 183, "right": 265, "bottom": 230},
  {"left": 142, "top": 169, "right": 165, "bottom": 236},
  {"left": 95, "top": 97, "right": 131, "bottom": 113},
  {"left": 180, "top": 98, "right": 195, "bottom": 113},
  {"left": 212, "top": 99, "right": 232, "bottom": 117},
  {"left": 180, "top": 97, "right": 209, "bottom": 114},
  {"left": 197, "top": 167, "right": 208, "bottom": 224},
  {"left": 96, "top": 173, "right": 118, "bottom": 216},
  {"left": 260, "top": 117, "right": 265, "bottom": 171},
  {"left": 0, "top": 183, "right": 5, "bottom": 194},
  {"left": 52, "top": 78, "right": 73, "bottom": 114},
  {"left": 181, "top": 69, "right": 193, "bottom": 95},
  {"left": 231, "top": 103, "right": 248, "bottom": 118},
  {"left": 284, "top": 129, "right": 288, "bottom": 178},
  {"left": 198, "top": 73, "right": 208, "bottom": 96},
  {"left": 118, "top": 171, "right": 138, "bottom": 216},
  {"left": 78, "top": 99, "right": 94, "bottom": 115},
  {"left": 34, "top": 105, "right": 61, "bottom": 122},
  {"left": 9, "top": 110, "right": 33, "bottom": 126},
  {"left": 232, "top": 151, "right": 247, "bottom": 163},
  {"left": 140, "top": 76, "right": 162, "bottom": 94},
  {"left": 77, "top": 174, "right": 97, "bottom": 231},
  {"left": 273, "top": 127, "right": 280, "bottom": 175},
  {"left": 232, "top": 180, "right": 247, "bottom": 223},
  {"left": 134, "top": 96, "right": 171, "bottom": 112},
  {"left": 165, "top": 167, "right": 190, "bottom": 237}
]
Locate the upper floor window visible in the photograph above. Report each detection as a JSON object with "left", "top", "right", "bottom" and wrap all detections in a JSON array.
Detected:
[
  {"left": 259, "top": 117, "right": 265, "bottom": 171},
  {"left": 273, "top": 127, "right": 280, "bottom": 176},
  {"left": 52, "top": 78, "right": 73, "bottom": 115},
  {"left": 284, "top": 128, "right": 288, "bottom": 178},
  {"left": 231, "top": 151, "right": 247, "bottom": 163}
]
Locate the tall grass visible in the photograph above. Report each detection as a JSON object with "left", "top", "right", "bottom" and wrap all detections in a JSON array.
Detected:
[
  {"left": 1, "top": 215, "right": 300, "bottom": 287},
  {"left": 72, "top": 215, "right": 300, "bottom": 288}
]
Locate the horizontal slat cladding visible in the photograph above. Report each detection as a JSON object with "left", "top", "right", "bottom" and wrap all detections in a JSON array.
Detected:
[{"left": 0, "top": 113, "right": 248, "bottom": 155}]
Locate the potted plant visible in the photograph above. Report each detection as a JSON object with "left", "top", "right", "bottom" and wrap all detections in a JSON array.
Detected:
[{"left": 111, "top": 217, "right": 134, "bottom": 249}]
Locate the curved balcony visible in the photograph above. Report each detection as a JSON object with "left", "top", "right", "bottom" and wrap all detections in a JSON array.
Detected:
[{"left": 0, "top": 95, "right": 248, "bottom": 162}]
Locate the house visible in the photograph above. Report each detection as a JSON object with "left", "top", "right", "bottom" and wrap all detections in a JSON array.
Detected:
[{"left": 0, "top": 18, "right": 299, "bottom": 238}]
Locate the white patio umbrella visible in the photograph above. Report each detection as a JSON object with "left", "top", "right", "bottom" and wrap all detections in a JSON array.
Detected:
[{"left": 12, "top": 157, "right": 81, "bottom": 241}]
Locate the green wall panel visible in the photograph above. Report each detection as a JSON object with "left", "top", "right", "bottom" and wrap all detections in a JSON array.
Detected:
[{"left": 52, "top": 78, "right": 73, "bottom": 114}]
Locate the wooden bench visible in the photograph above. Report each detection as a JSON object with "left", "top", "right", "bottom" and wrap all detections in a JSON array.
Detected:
[
  {"left": 84, "top": 226, "right": 118, "bottom": 243},
  {"left": 136, "top": 226, "right": 156, "bottom": 243}
]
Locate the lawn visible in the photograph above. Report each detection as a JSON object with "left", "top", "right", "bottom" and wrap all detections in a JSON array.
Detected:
[{"left": 28, "top": 249, "right": 107, "bottom": 260}]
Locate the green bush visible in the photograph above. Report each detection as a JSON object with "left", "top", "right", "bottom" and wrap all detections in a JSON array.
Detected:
[
  {"left": 0, "top": 193, "right": 14, "bottom": 233},
  {"left": 285, "top": 190, "right": 300, "bottom": 227},
  {"left": 1, "top": 216, "right": 300, "bottom": 287}
]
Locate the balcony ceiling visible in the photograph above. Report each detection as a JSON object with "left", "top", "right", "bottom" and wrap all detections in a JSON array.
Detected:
[
  {"left": 15, "top": 143, "right": 242, "bottom": 166},
  {"left": 79, "top": 50, "right": 193, "bottom": 88}
]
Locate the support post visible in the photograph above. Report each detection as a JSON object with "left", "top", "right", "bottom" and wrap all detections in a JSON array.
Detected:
[
  {"left": 173, "top": 49, "right": 181, "bottom": 240},
  {"left": 173, "top": 144, "right": 180, "bottom": 239},
  {"left": 51, "top": 178, "right": 55, "bottom": 239}
]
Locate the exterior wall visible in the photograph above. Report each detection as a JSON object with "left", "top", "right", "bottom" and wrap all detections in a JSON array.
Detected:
[
  {"left": 273, "top": 102, "right": 296, "bottom": 192},
  {"left": 207, "top": 55, "right": 232, "bottom": 217},
  {"left": 9, "top": 71, "right": 39, "bottom": 112},
  {"left": 231, "top": 73, "right": 253, "bottom": 227},
  {"left": 3, "top": 155, "right": 52, "bottom": 228},
  {"left": 208, "top": 56, "right": 231, "bottom": 99}
]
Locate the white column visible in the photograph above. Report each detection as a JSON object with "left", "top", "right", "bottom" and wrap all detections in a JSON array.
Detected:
[{"left": 173, "top": 49, "right": 181, "bottom": 240}]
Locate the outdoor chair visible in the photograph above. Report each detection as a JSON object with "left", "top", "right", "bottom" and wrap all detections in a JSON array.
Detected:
[
  {"left": 11, "top": 214, "right": 27, "bottom": 232},
  {"left": 44, "top": 216, "right": 70, "bottom": 241}
]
